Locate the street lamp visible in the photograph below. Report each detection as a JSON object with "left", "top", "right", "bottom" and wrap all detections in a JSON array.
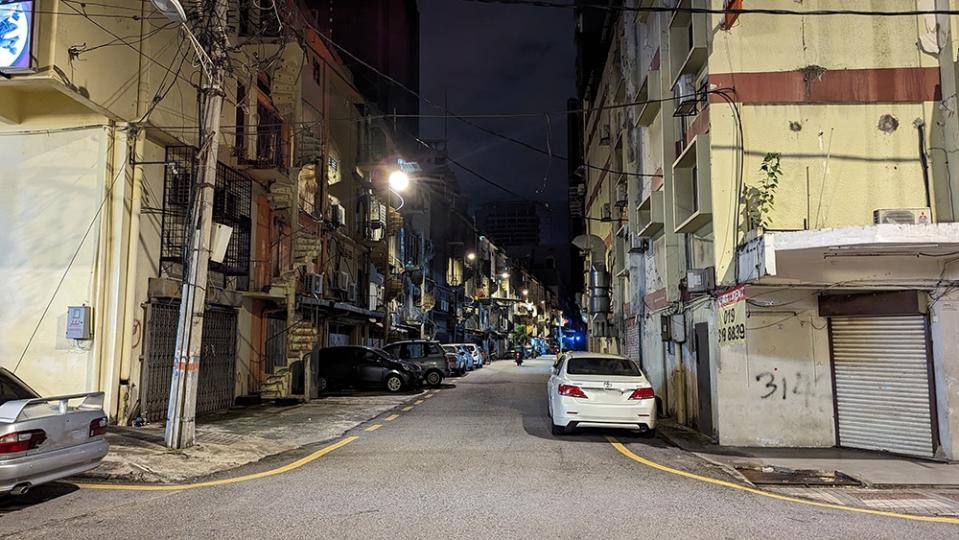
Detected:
[
  {"left": 466, "top": 252, "right": 476, "bottom": 261},
  {"left": 522, "top": 289, "right": 529, "bottom": 296},
  {"left": 389, "top": 170, "right": 410, "bottom": 192},
  {"left": 501, "top": 272, "right": 510, "bottom": 279}
]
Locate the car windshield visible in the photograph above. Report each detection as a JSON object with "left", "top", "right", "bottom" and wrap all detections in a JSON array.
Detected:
[
  {"left": 0, "top": 369, "right": 39, "bottom": 405},
  {"left": 566, "top": 357, "right": 642, "bottom": 377}
]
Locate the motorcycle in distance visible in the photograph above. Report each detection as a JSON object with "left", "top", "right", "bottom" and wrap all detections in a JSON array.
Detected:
[{"left": 514, "top": 350, "right": 523, "bottom": 366}]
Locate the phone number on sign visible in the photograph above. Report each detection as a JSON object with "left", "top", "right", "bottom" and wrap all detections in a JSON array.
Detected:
[{"left": 718, "top": 323, "right": 745, "bottom": 343}]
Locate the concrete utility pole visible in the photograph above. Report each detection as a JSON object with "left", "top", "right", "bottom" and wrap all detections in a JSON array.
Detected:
[{"left": 165, "top": 0, "right": 229, "bottom": 449}]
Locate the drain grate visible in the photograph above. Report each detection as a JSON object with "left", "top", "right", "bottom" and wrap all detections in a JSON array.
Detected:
[{"left": 736, "top": 466, "right": 861, "bottom": 486}]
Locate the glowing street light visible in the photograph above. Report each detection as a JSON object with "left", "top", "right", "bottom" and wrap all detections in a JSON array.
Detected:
[
  {"left": 466, "top": 252, "right": 476, "bottom": 261},
  {"left": 388, "top": 170, "right": 410, "bottom": 192},
  {"left": 501, "top": 272, "right": 510, "bottom": 279},
  {"left": 522, "top": 289, "right": 529, "bottom": 296}
]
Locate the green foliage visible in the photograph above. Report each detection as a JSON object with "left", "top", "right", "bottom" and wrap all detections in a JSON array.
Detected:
[{"left": 742, "top": 153, "right": 782, "bottom": 231}]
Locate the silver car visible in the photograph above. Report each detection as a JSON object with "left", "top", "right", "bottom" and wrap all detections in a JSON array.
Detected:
[{"left": 0, "top": 368, "right": 109, "bottom": 496}]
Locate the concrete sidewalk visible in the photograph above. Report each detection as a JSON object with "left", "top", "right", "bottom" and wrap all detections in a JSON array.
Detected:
[
  {"left": 657, "top": 420, "right": 959, "bottom": 488},
  {"left": 80, "top": 391, "right": 424, "bottom": 484},
  {"left": 658, "top": 420, "right": 959, "bottom": 517}
]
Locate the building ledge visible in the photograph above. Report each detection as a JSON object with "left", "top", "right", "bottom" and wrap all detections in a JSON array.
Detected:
[{"left": 738, "top": 223, "right": 959, "bottom": 283}]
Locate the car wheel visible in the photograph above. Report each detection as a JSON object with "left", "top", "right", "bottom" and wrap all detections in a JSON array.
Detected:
[
  {"left": 551, "top": 422, "right": 567, "bottom": 436},
  {"left": 425, "top": 370, "right": 443, "bottom": 386},
  {"left": 316, "top": 377, "right": 329, "bottom": 393},
  {"left": 385, "top": 374, "right": 404, "bottom": 393},
  {"left": 641, "top": 428, "right": 657, "bottom": 439}
]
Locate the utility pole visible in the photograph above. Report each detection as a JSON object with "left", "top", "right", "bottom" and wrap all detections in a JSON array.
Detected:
[{"left": 165, "top": 0, "right": 229, "bottom": 449}]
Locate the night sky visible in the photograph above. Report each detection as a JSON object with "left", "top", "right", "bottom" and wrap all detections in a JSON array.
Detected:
[{"left": 418, "top": 0, "right": 576, "bottom": 244}]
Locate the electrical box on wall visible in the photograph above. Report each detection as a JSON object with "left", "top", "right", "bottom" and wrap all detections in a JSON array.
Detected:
[
  {"left": 660, "top": 315, "right": 671, "bottom": 342},
  {"left": 66, "top": 305, "right": 93, "bottom": 340}
]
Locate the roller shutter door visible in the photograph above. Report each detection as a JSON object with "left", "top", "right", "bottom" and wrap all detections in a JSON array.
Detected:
[{"left": 830, "top": 316, "right": 936, "bottom": 458}]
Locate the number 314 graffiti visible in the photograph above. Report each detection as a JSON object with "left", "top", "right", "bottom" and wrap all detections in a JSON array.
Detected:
[{"left": 754, "top": 371, "right": 805, "bottom": 400}]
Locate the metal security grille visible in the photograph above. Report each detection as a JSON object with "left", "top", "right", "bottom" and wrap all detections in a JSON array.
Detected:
[
  {"left": 141, "top": 302, "right": 239, "bottom": 423},
  {"left": 160, "top": 146, "right": 252, "bottom": 290},
  {"left": 265, "top": 316, "right": 288, "bottom": 374},
  {"left": 830, "top": 316, "right": 936, "bottom": 458}
]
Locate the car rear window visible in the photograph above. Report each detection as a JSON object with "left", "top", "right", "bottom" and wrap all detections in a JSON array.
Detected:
[
  {"left": 566, "top": 357, "right": 642, "bottom": 377},
  {"left": 0, "top": 371, "right": 39, "bottom": 405}
]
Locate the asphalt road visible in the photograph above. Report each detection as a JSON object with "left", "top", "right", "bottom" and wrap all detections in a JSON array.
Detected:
[{"left": 1, "top": 357, "right": 957, "bottom": 539}]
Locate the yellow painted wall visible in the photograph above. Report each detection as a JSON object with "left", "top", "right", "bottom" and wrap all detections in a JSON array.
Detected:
[
  {"left": 0, "top": 125, "right": 111, "bottom": 395},
  {"left": 710, "top": 102, "right": 935, "bottom": 284}
]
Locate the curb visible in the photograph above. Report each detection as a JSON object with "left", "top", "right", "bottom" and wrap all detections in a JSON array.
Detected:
[{"left": 70, "top": 389, "right": 431, "bottom": 487}]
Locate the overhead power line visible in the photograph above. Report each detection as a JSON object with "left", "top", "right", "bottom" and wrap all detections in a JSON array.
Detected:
[{"left": 460, "top": 0, "right": 959, "bottom": 17}]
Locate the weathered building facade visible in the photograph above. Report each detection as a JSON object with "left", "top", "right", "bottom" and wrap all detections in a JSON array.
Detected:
[{"left": 575, "top": 0, "right": 959, "bottom": 460}]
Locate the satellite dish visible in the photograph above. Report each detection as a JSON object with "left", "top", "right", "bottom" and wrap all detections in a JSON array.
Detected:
[{"left": 151, "top": 0, "right": 187, "bottom": 23}]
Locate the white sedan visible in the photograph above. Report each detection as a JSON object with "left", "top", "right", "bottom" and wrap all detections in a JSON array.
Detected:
[{"left": 547, "top": 352, "right": 657, "bottom": 436}]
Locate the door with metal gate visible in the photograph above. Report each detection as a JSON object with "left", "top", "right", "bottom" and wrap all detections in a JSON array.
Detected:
[
  {"left": 829, "top": 316, "right": 937, "bottom": 458},
  {"left": 141, "top": 302, "right": 239, "bottom": 423}
]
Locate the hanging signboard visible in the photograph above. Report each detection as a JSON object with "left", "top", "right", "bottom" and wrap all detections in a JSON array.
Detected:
[
  {"left": 0, "top": 1, "right": 34, "bottom": 72},
  {"left": 717, "top": 284, "right": 746, "bottom": 347}
]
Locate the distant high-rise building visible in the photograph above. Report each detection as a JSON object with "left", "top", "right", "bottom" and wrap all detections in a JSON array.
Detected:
[
  {"left": 310, "top": 0, "right": 420, "bottom": 152},
  {"left": 478, "top": 201, "right": 541, "bottom": 249}
]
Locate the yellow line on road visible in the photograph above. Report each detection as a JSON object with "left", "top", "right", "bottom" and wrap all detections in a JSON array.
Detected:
[
  {"left": 425, "top": 394, "right": 434, "bottom": 399},
  {"left": 401, "top": 406, "right": 414, "bottom": 412},
  {"left": 607, "top": 437, "right": 959, "bottom": 525},
  {"left": 414, "top": 399, "right": 424, "bottom": 405},
  {"left": 385, "top": 414, "right": 400, "bottom": 421},
  {"left": 75, "top": 437, "right": 359, "bottom": 492},
  {"left": 364, "top": 424, "right": 383, "bottom": 432}
]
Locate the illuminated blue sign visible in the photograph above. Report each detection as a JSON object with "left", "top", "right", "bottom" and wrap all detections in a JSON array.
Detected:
[{"left": 0, "top": 1, "right": 33, "bottom": 72}]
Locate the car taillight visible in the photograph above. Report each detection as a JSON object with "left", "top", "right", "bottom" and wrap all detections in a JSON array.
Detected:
[
  {"left": 89, "top": 417, "right": 107, "bottom": 437},
  {"left": 0, "top": 430, "right": 47, "bottom": 454},
  {"left": 558, "top": 384, "right": 588, "bottom": 399},
  {"left": 629, "top": 387, "right": 655, "bottom": 400}
]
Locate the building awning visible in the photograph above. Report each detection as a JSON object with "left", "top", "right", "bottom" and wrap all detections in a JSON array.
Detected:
[
  {"left": 737, "top": 223, "right": 959, "bottom": 286},
  {"left": 298, "top": 295, "right": 385, "bottom": 322}
]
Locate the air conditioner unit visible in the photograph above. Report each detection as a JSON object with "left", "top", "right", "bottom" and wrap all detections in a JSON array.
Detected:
[
  {"left": 686, "top": 267, "right": 716, "bottom": 293},
  {"left": 335, "top": 270, "right": 350, "bottom": 291},
  {"left": 628, "top": 233, "right": 649, "bottom": 254},
  {"left": 304, "top": 273, "right": 324, "bottom": 295},
  {"left": 873, "top": 207, "right": 931, "bottom": 225},
  {"left": 331, "top": 204, "right": 346, "bottom": 228},
  {"left": 615, "top": 180, "right": 628, "bottom": 208},
  {"left": 673, "top": 74, "right": 699, "bottom": 117}
]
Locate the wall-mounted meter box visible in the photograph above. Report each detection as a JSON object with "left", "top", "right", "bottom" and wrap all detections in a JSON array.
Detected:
[{"left": 66, "top": 305, "right": 93, "bottom": 340}]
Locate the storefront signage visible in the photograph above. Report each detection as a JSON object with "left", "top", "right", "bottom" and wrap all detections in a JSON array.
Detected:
[
  {"left": 1, "top": 1, "right": 33, "bottom": 72},
  {"left": 717, "top": 285, "right": 746, "bottom": 347}
]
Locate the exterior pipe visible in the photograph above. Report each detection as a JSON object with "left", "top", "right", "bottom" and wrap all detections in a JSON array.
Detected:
[{"left": 116, "top": 130, "right": 145, "bottom": 421}]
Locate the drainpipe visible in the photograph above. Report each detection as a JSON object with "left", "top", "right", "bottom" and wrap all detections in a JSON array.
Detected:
[{"left": 936, "top": 0, "right": 959, "bottom": 221}]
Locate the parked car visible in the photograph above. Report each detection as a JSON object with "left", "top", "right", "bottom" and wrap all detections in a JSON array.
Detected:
[
  {"left": 547, "top": 352, "right": 656, "bottom": 437},
  {"left": 442, "top": 345, "right": 471, "bottom": 375},
  {"left": 382, "top": 340, "right": 451, "bottom": 386},
  {"left": 1, "top": 368, "right": 109, "bottom": 496},
  {"left": 453, "top": 344, "right": 483, "bottom": 369},
  {"left": 312, "top": 346, "right": 422, "bottom": 393}
]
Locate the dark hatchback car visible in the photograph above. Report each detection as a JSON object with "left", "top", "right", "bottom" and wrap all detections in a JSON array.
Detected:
[{"left": 311, "top": 346, "right": 422, "bottom": 394}]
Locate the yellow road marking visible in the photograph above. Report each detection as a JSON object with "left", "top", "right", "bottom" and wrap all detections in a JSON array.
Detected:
[
  {"left": 607, "top": 437, "right": 959, "bottom": 525},
  {"left": 75, "top": 437, "right": 359, "bottom": 492},
  {"left": 385, "top": 414, "right": 400, "bottom": 421},
  {"left": 364, "top": 424, "right": 383, "bottom": 432},
  {"left": 414, "top": 399, "right": 424, "bottom": 405},
  {"left": 425, "top": 394, "right": 434, "bottom": 399},
  {"left": 401, "top": 406, "right": 414, "bottom": 412}
]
